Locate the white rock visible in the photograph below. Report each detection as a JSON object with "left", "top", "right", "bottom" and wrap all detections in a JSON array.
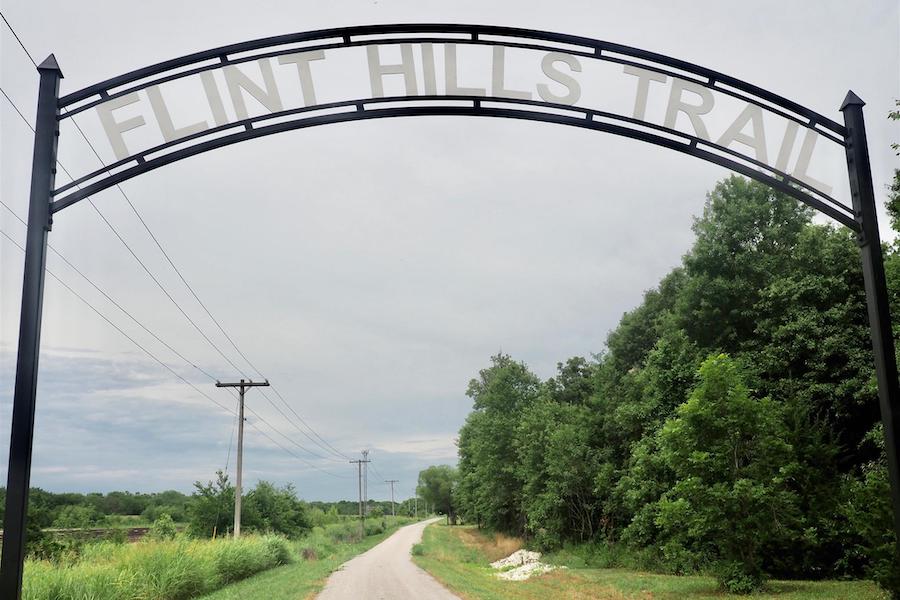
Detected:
[
  {"left": 489, "top": 549, "right": 542, "bottom": 569},
  {"left": 497, "top": 562, "right": 556, "bottom": 581},
  {"left": 490, "top": 549, "right": 557, "bottom": 580}
]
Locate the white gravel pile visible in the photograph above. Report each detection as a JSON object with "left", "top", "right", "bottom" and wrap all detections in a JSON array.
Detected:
[
  {"left": 490, "top": 549, "right": 557, "bottom": 581},
  {"left": 490, "top": 550, "right": 543, "bottom": 569}
]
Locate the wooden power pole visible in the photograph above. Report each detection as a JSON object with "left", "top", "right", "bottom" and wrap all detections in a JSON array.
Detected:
[
  {"left": 215, "top": 379, "right": 269, "bottom": 539},
  {"left": 385, "top": 480, "right": 399, "bottom": 516},
  {"left": 350, "top": 455, "right": 370, "bottom": 533}
]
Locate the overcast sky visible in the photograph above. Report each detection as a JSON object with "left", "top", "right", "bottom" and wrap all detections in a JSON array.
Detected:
[{"left": 1, "top": 1, "right": 898, "bottom": 502}]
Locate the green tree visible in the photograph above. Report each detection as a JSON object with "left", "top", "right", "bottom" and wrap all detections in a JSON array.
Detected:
[
  {"left": 242, "top": 481, "right": 310, "bottom": 537},
  {"left": 457, "top": 354, "right": 540, "bottom": 532},
  {"left": 147, "top": 513, "right": 178, "bottom": 541},
  {"left": 52, "top": 504, "right": 105, "bottom": 529},
  {"left": 678, "top": 175, "right": 813, "bottom": 352},
  {"left": 188, "top": 470, "right": 235, "bottom": 538},
  {"left": 417, "top": 465, "right": 458, "bottom": 524},
  {"left": 655, "top": 354, "right": 799, "bottom": 592}
]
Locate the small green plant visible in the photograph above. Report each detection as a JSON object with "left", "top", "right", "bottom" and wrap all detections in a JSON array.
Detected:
[
  {"left": 147, "top": 513, "right": 177, "bottom": 541},
  {"left": 715, "top": 560, "right": 763, "bottom": 595},
  {"left": 411, "top": 543, "right": 424, "bottom": 556}
]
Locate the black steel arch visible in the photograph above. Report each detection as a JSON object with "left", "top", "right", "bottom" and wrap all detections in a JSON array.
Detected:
[
  {"left": 2, "top": 24, "right": 898, "bottom": 600},
  {"left": 51, "top": 23, "right": 853, "bottom": 229},
  {"left": 51, "top": 96, "right": 858, "bottom": 230}
]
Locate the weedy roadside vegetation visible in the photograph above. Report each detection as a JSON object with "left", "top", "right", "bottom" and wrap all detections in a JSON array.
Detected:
[
  {"left": 414, "top": 523, "right": 891, "bottom": 600},
  {"left": 21, "top": 514, "right": 415, "bottom": 600},
  {"left": 23, "top": 534, "right": 292, "bottom": 600}
]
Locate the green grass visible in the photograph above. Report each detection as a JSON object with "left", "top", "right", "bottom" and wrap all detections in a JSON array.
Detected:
[
  {"left": 199, "top": 517, "right": 415, "bottom": 600},
  {"left": 23, "top": 534, "right": 292, "bottom": 600},
  {"left": 413, "top": 523, "right": 890, "bottom": 600}
]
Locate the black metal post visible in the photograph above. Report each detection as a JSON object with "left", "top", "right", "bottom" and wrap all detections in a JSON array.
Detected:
[
  {"left": 841, "top": 91, "right": 900, "bottom": 553},
  {"left": 0, "top": 55, "right": 62, "bottom": 599}
]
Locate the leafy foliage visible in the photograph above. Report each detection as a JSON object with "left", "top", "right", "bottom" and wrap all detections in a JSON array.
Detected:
[
  {"left": 455, "top": 174, "right": 900, "bottom": 595},
  {"left": 417, "top": 465, "right": 459, "bottom": 523}
]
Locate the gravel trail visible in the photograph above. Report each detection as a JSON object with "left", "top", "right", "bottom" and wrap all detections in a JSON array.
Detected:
[{"left": 316, "top": 517, "right": 459, "bottom": 600}]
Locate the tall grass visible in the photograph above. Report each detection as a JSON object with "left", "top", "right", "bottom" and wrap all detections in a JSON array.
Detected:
[
  {"left": 297, "top": 517, "right": 412, "bottom": 559},
  {"left": 23, "top": 535, "right": 292, "bottom": 600}
]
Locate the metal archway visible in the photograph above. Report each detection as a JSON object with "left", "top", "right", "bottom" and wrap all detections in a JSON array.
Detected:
[{"left": 2, "top": 24, "right": 896, "bottom": 597}]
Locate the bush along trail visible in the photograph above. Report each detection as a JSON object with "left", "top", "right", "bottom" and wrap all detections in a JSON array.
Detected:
[{"left": 413, "top": 523, "right": 890, "bottom": 600}]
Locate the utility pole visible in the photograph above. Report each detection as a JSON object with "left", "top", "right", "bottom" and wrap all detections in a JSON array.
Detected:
[
  {"left": 362, "top": 449, "right": 369, "bottom": 516},
  {"left": 385, "top": 480, "right": 399, "bottom": 516},
  {"left": 215, "top": 379, "right": 269, "bottom": 539},
  {"left": 350, "top": 454, "right": 370, "bottom": 533}
]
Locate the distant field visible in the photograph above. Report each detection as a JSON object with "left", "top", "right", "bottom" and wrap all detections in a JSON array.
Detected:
[{"left": 413, "top": 524, "right": 890, "bottom": 600}]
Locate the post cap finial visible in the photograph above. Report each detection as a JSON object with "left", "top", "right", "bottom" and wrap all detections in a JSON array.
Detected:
[
  {"left": 840, "top": 90, "right": 865, "bottom": 111},
  {"left": 37, "top": 54, "right": 63, "bottom": 76}
]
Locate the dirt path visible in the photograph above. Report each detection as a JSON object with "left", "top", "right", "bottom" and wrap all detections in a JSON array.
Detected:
[{"left": 316, "top": 517, "right": 460, "bottom": 600}]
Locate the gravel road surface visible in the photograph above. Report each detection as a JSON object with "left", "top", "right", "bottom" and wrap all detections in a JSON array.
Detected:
[{"left": 316, "top": 517, "right": 460, "bottom": 600}]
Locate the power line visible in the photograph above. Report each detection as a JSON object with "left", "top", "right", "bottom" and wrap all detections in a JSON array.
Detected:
[
  {"left": 0, "top": 228, "right": 234, "bottom": 415},
  {"left": 0, "top": 11, "right": 37, "bottom": 67},
  {"left": 62, "top": 110, "right": 350, "bottom": 463},
  {"left": 1, "top": 199, "right": 221, "bottom": 382},
  {"left": 0, "top": 88, "right": 34, "bottom": 132},
  {"left": 1, "top": 10, "right": 251, "bottom": 377},
  {"left": 248, "top": 393, "right": 343, "bottom": 462},
  {"left": 2, "top": 200, "right": 346, "bottom": 468},
  {"left": 0, "top": 22, "right": 350, "bottom": 465},
  {"left": 0, "top": 200, "right": 223, "bottom": 381},
  {"left": 2, "top": 206, "right": 343, "bottom": 473},
  {"left": 269, "top": 387, "right": 351, "bottom": 459},
  {"left": 3, "top": 75, "right": 349, "bottom": 467},
  {"left": 0, "top": 228, "right": 348, "bottom": 479}
]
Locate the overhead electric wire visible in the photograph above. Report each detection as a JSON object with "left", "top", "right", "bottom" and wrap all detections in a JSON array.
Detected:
[
  {"left": 1, "top": 199, "right": 220, "bottom": 382},
  {"left": 270, "top": 387, "right": 351, "bottom": 459},
  {"left": 1, "top": 199, "right": 347, "bottom": 469},
  {"left": 0, "top": 87, "right": 34, "bottom": 131},
  {"left": 0, "top": 228, "right": 348, "bottom": 479},
  {"left": 0, "top": 229, "right": 234, "bottom": 415},
  {"left": 0, "top": 11, "right": 37, "bottom": 67},
  {"left": 2, "top": 14, "right": 351, "bottom": 463},
  {"left": 67, "top": 100, "right": 350, "bottom": 463},
  {"left": 0, "top": 95, "right": 348, "bottom": 476}
]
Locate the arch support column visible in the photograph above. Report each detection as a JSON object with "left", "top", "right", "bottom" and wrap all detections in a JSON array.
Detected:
[
  {"left": 0, "top": 55, "right": 62, "bottom": 600},
  {"left": 842, "top": 91, "right": 900, "bottom": 556}
]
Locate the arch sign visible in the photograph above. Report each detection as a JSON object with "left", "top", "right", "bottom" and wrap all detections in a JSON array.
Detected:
[{"left": 2, "top": 24, "right": 897, "bottom": 597}]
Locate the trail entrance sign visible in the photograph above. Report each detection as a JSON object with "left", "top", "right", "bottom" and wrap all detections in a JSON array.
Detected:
[{"left": 2, "top": 24, "right": 896, "bottom": 598}]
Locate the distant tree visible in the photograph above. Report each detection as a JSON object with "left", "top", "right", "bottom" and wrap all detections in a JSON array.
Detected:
[
  {"left": 188, "top": 470, "right": 235, "bottom": 538},
  {"left": 417, "top": 465, "right": 459, "bottom": 524},
  {"left": 52, "top": 504, "right": 105, "bottom": 529},
  {"left": 242, "top": 481, "right": 310, "bottom": 537},
  {"left": 147, "top": 513, "right": 178, "bottom": 541}
]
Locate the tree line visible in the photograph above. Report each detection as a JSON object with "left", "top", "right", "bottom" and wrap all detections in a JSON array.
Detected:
[
  {"left": 1, "top": 470, "right": 416, "bottom": 560},
  {"left": 453, "top": 167, "right": 900, "bottom": 594}
]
